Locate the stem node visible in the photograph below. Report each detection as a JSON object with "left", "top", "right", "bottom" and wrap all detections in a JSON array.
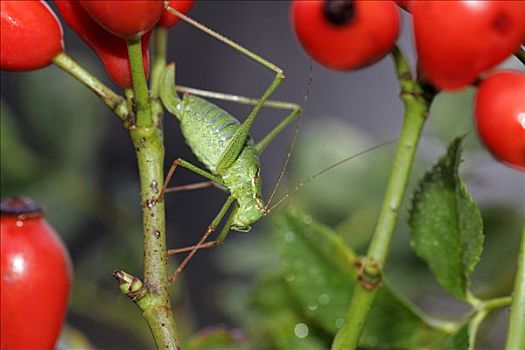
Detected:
[{"left": 356, "top": 257, "right": 383, "bottom": 290}]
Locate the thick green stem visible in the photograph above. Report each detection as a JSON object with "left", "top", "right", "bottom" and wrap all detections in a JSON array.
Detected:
[
  {"left": 480, "top": 296, "right": 512, "bottom": 312},
  {"left": 130, "top": 126, "right": 180, "bottom": 349},
  {"left": 505, "top": 228, "right": 525, "bottom": 350},
  {"left": 468, "top": 309, "right": 488, "bottom": 350},
  {"left": 151, "top": 27, "right": 168, "bottom": 98},
  {"left": 122, "top": 33, "right": 179, "bottom": 349},
  {"left": 52, "top": 52, "right": 129, "bottom": 120},
  {"left": 127, "top": 38, "right": 152, "bottom": 127},
  {"left": 331, "top": 46, "right": 430, "bottom": 350}
]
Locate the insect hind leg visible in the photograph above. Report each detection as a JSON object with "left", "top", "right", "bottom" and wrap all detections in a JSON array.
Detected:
[
  {"left": 163, "top": 2, "right": 287, "bottom": 173},
  {"left": 169, "top": 197, "right": 237, "bottom": 283}
]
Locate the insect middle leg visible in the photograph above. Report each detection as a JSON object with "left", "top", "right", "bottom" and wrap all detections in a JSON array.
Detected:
[
  {"left": 164, "top": 181, "right": 215, "bottom": 194},
  {"left": 157, "top": 158, "right": 225, "bottom": 203}
]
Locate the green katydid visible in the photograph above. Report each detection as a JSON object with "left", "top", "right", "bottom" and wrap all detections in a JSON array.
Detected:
[{"left": 158, "top": 3, "right": 394, "bottom": 282}]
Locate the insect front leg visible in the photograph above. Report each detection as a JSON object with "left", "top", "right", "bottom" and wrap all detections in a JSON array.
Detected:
[{"left": 167, "top": 203, "right": 238, "bottom": 256}]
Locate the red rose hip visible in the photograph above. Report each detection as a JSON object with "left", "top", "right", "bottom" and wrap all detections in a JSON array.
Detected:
[
  {"left": 55, "top": 0, "right": 152, "bottom": 89},
  {"left": 291, "top": 0, "right": 400, "bottom": 70},
  {"left": 474, "top": 71, "right": 525, "bottom": 171},
  {"left": 0, "top": 0, "right": 64, "bottom": 71},
  {"left": 1, "top": 197, "right": 72, "bottom": 349},
  {"left": 79, "top": 0, "right": 163, "bottom": 39},
  {"left": 413, "top": 1, "right": 525, "bottom": 90}
]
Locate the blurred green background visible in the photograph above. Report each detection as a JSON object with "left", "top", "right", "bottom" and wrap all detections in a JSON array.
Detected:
[{"left": 1, "top": 2, "right": 523, "bottom": 349}]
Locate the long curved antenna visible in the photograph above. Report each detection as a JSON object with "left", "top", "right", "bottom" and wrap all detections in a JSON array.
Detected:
[
  {"left": 267, "top": 138, "right": 399, "bottom": 212},
  {"left": 265, "top": 61, "right": 314, "bottom": 211},
  {"left": 163, "top": 2, "right": 282, "bottom": 75}
]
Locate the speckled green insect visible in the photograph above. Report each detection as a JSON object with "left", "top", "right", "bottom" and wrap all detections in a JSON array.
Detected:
[
  {"left": 160, "top": 63, "right": 301, "bottom": 230},
  {"left": 159, "top": 64, "right": 300, "bottom": 281},
  {"left": 156, "top": 5, "right": 304, "bottom": 282}
]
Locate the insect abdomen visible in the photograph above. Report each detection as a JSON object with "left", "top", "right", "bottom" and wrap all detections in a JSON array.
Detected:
[{"left": 177, "top": 95, "right": 242, "bottom": 173}]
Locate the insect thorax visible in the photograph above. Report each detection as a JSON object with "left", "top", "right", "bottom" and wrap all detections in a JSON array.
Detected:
[{"left": 222, "top": 146, "right": 266, "bottom": 231}]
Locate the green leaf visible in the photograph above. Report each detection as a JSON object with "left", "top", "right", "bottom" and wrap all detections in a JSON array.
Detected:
[
  {"left": 256, "top": 312, "right": 328, "bottom": 350},
  {"left": 289, "top": 119, "right": 394, "bottom": 225},
  {"left": 250, "top": 274, "right": 300, "bottom": 314},
  {"left": 248, "top": 275, "right": 331, "bottom": 350},
  {"left": 409, "top": 136, "right": 483, "bottom": 299},
  {"left": 275, "top": 209, "right": 357, "bottom": 333},
  {"left": 184, "top": 326, "right": 246, "bottom": 350},
  {"left": 275, "top": 208, "right": 451, "bottom": 349},
  {"left": 446, "top": 323, "right": 469, "bottom": 350}
]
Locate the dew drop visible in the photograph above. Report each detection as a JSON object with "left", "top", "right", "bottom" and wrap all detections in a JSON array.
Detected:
[
  {"left": 318, "top": 294, "right": 330, "bottom": 305},
  {"left": 15, "top": 220, "right": 23, "bottom": 228},
  {"left": 302, "top": 215, "right": 313, "bottom": 225},
  {"left": 335, "top": 318, "right": 344, "bottom": 329},
  {"left": 285, "top": 274, "right": 296, "bottom": 282},
  {"left": 284, "top": 231, "right": 295, "bottom": 242},
  {"left": 294, "top": 323, "right": 309, "bottom": 338},
  {"left": 307, "top": 303, "right": 318, "bottom": 311}
]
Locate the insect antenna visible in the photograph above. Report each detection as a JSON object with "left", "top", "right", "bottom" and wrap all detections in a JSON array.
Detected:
[
  {"left": 267, "top": 138, "right": 399, "bottom": 213},
  {"left": 264, "top": 61, "right": 314, "bottom": 212},
  {"left": 163, "top": 2, "right": 282, "bottom": 74}
]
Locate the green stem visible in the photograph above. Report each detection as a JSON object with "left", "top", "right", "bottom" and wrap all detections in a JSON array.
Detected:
[
  {"left": 127, "top": 38, "right": 152, "bottom": 127},
  {"left": 505, "top": 227, "right": 525, "bottom": 350},
  {"left": 468, "top": 309, "right": 488, "bottom": 350},
  {"left": 125, "top": 88, "right": 135, "bottom": 115},
  {"left": 130, "top": 126, "right": 180, "bottom": 349},
  {"left": 331, "top": 46, "right": 431, "bottom": 350},
  {"left": 480, "top": 296, "right": 512, "bottom": 312},
  {"left": 451, "top": 295, "right": 512, "bottom": 350},
  {"left": 151, "top": 27, "right": 168, "bottom": 98},
  {"left": 123, "top": 34, "right": 179, "bottom": 348},
  {"left": 52, "top": 52, "right": 129, "bottom": 121}
]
